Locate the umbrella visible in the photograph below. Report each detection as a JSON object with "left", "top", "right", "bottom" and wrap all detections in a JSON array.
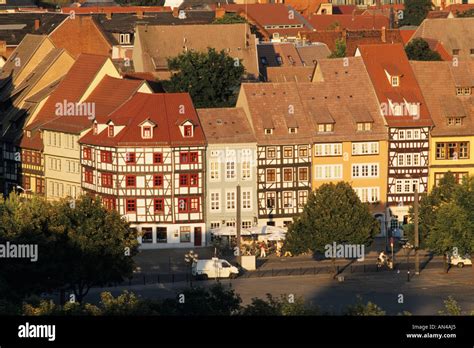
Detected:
[
  {"left": 247, "top": 225, "right": 287, "bottom": 235},
  {"left": 264, "top": 231, "right": 286, "bottom": 241},
  {"left": 210, "top": 226, "right": 252, "bottom": 236}
]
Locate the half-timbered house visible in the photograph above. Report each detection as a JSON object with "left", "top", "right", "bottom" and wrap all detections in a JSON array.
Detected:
[
  {"left": 79, "top": 92, "right": 207, "bottom": 249},
  {"left": 236, "top": 82, "right": 313, "bottom": 228},
  {"left": 357, "top": 44, "right": 434, "bottom": 228}
]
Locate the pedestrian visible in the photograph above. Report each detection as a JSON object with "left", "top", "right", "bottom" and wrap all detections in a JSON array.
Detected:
[
  {"left": 276, "top": 241, "right": 282, "bottom": 257},
  {"left": 260, "top": 242, "right": 267, "bottom": 258}
]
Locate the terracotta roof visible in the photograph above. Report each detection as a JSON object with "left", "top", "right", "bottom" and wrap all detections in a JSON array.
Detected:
[
  {"left": 266, "top": 66, "right": 315, "bottom": 82},
  {"left": 19, "top": 129, "right": 44, "bottom": 150},
  {"left": 445, "top": 4, "right": 474, "bottom": 14},
  {"left": 49, "top": 16, "right": 112, "bottom": 59},
  {"left": 197, "top": 107, "right": 256, "bottom": 144},
  {"left": 295, "top": 43, "right": 331, "bottom": 65},
  {"left": 79, "top": 92, "right": 206, "bottom": 147},
  {"left": 426, "top": 11, "right": 450, "bottom": 19},
  {"left": 223, "top": 4, "right": 309, "bottom": 27},
  {"left": 284, "top": 0, "right": 328, "bottom": 16},
  {"left": 412, "top": 18, "right": 474, "bottom": 61},
  {"left": 421, "top": 38, "right": 452, "bottom": 61},
  {"left": 306, "top": 14, "right": 390, "bottom": 31},
  {"left": 60, "top": 6, "right": 171, "bottom": 14},
  {"left": 257, "top": 42, "right": 303, "bottom": 80},
  {"left": 411, "top": 61, "right": 474, "bottom": 136},
  {"left": 399, "top": 29, "right": 415, "bottom": 45},
  {"left": 26, "top": 54, "right": 109, "bottom": 130},
  {"left": 134, "top": 23, "right": 259, "bottom": 79},
  {"left": 357, "top": 43, "right": 433, "bottom": 127}
]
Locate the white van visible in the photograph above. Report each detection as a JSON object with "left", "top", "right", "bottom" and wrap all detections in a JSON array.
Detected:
[
  {"left": 449, "top": 254, "right": 472, "bottom": 268},
  {"left": 192, "top": 258, "right": 239, "bottom": 279}
]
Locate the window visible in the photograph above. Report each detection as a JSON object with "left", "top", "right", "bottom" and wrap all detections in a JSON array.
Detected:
[
  {"left": 434, "top": 172, "right": 468, "bottom": 186},
  {"left": 315, "top": 143, "right": 342, "bottom": 156},
  {"left": 142, "top": 126, "right": 152, "bottom": 139},
  {"left": 178, "top": 198, "right": 188, "bottom": 213},
  {"left": 413, "top": 154, "right": 420, "bottom": 166},
  {"left": 103, "top": 197, "right": 116, "bottom": 210},
  {"left": 84, "top": 168, "right": 93, "bottom": 184},
  {"left": 226, "top": 161, "right": 236, "bottom": 180},
  {"left": 314, "top": 165, "right": 342, "bottom": 179},
  {"left": 125, "top": 153, "right": 136, "bottom": 164},
  {"left": 190, "top": 174, "right": 198, "bottom": 186},
  {"left": 180, "top": 152, "right": 188, "bottom": 163},
  {"left": 242, "top": 159, "right": 251, "bottom": 180},
  {"left": 210, "top": 161, "right": 220, "bottom": 181},
  {"left": 283, "top": 191, "right": 293, "bottom": 208},
  {"left": 242, "top": 191, "right": 251, "bottom": 210},
  {"left": 226, "top": 191, "right": 236, "bottom": 210},
  {"left": 210, "top": 222, "right": 221, "bottom": 230},
  {"left": 184, "top": 125, "right": 193, "bottom": 137},
  {"left": 298, "top": 146, "right": 308, "bottom": 157},
  {"left": 391, "top": 76, "right": 399, "bottom": 87},
  {"left": 354, "top": 187, "right": 380, "bottom": 203},
  {"left": 180, "top": 227, "right": 191, "bottom": 243},
  {"left": 266, "top": 169, "right": 276, "bottom": 182},
  {"left": 266, "top": 192, "right": 276, "bottom": 208},
  {"left": 318, "top": 123, "right": 333, "bottom": 132},
  {"left": 288, "top": 127, "right": 297, "bottom": 134},
  {"left": 36, "top": 179, "right": 45, "bottom": 194},
  {"left": 298, "top": 190, "right": 308, "bottom": 207},
  {"left": 283, "top": 147, "right": 293, "bottom": 158},
  {"left": 179, "top": 174, "right": 189, "bottom": 187},
  {"left": 154, "top": 198, "right": 164, "bottom": 213},
  {"left": 101, "top": 150, "right": 112, "bottom": 163},
  {"left": 108, "top": 125, "right": 114, "bottom": 137},
  {"left": 436, "top": 142, "right": 469, "bottom": 160},
  {"left": 190, "top": 152, "right": 198, "bottom": 163},
  {"left": 352, "top": 142, "right": 379, "bottom": 155},
  {"left": 283, "top": 168, "right": 293, "bottom": 182},
  {"left": 101, "top": 173, "right": 113, "bottom": 187},
  {"left": 23, "top": 176, "right": 30, "bottom": 190},
  {"left": 190, "top": 197, "right": 199, "bottom": 212},
  {"left": 83, "top": 147, "right": 92, "bottom": 160},
  {"left": 153, "top": 152, "right": 163, "bottom": 164},
  {"left": 398, "top": 130, "right": 405, "bottom": 140},
  {"left": 267, "top": 147, "right": 276, "bottom": 158},
  {"left": 447, "top": 117, "right": 463, "bottom": 126},
  {"left": 141, "top": 228, "right": 152, "bottom": 243},
  {"left": 126, "top": 199, "right": 136, "bottom": 212},
  {"left": 126, "top": 175, "right": 136, "bottom": 188},
  {"left": 264, "top": 128, "right": 273, "bottom": 135},
  {"left": 242, "top": 221, "right": 252, "bottom": 229},
  {"left": 156, "top": 227, "right": 167, "bottom": 243},
  {"left": 452, "top": 49, "right": 460, "bottom": 55},
  {"left": 352, "top": 164, "right": 379, "bottom": 178},
  {"left": 119, "top": 33, "right": 130, "bottom": 44},
  {"left": 153, "top": 174, "right": 163, "bottom": 187},
  {"left": 210, "top": 192, "right": 220, "bottom": 211},
  {"left": 357, "top": 122, "right": 372, "bottom": 131},
  {"left": 406, "top": 154, "right": 412, "bottom": 167},
  {"left": 298, "top": 167, "right": 308, "bottom": 181}
]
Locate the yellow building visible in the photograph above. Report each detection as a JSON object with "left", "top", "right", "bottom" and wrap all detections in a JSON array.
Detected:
[{"left": 411, "top": 61, "right": 474, "bottom": 191}]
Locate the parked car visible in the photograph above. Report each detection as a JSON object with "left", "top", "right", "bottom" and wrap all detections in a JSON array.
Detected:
[
  {"left": 192, "top": 258, "right": 239, "bottom": 279},
  {"left": 448, "top": 254, "right": 472, "bottom": 268}
]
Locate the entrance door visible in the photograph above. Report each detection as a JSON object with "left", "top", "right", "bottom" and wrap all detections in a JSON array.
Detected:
[{"left": 194, "top": 227, "right": 202, "bottom": 246}]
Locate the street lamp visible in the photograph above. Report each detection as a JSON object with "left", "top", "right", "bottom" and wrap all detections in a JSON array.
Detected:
[
  {"left": 402, "top": 242, "right": 414, "bottom": 282},
  {"left": 405, "top": 173, "right": 420, "bottom": 275},
  {"left": 16, "top": 185, "right": 31, "bottom": 194},
  {"left": 184, "top": 250, "right": 198, "bottom": 286}
]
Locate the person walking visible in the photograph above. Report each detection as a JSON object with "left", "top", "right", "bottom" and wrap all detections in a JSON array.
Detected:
[{"left": 260, "top": 242, "right": 267, "bottom": 258}]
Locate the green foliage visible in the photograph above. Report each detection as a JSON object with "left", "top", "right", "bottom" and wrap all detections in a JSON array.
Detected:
[
  {"left": 163, "top": 48, "right": 245, "bottom": 108},
  {"left": 345, "top": 296, "right": 386, "bottom": 316},
  {"left": 328, "top": 39, "right": 346, "bottom": 58},
  {"left": 242, "top": 294, "right": 319, "bottom": 316},
  {"left": 438, "top": 296, "right": 462, "bottom": 316},
  {"left": 405, "top": 38, "right": 442, "bottom": 61},
  {"left": 213, "top": 13, "right": 247, "bottom": 24},
  {"left": 285, "top": 182, "right": 379, "bottom": 255},
  {"left": 399, "top": 0, "right": 433, "bottom": 25},
  {"left": 456, "top": 9, "right": 474, "bottom": 17},
  {"left": 23, "top": 299, "right": 101, "bottom": 316}
]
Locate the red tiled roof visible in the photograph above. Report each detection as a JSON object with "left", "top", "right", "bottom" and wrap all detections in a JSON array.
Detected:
[
  {"left": 60, "top": 6, "right": 171, "bottom": 14},
  {"left": 399, "top": 29, "right": 415, "bottom": 45},
  {"left": 26, "top": 54, "right": 109, "bottom": 132},
  {"left": 79, "top": 93, "right": 206, "bottom": 147},
  {"left": 426, "top": 11, "right": 450, "bottom": 19},
  {"left": 306, "top": 14, "right": 390, "bottom": 30},
  {"left": 357, "top": 43, "right": 433, "bottom": 127},
  {"left": 444, "top": 4, "right": 474, "bottom": 14},
  {"left": 422, "top": 38, "right": 452, "bottom": 61},
  {"left": 223, "top": 4, "right": 308, "bottom": 27}
]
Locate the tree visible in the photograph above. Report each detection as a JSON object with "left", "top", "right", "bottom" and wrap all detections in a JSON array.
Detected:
[
  {"left": 328, "top": 39, "right": 346, "bottom": 58},
  {"left": 405, "top": 38, "right": 442, "bottom": 61},
  {"left": 163, "top": 48, "right": 245, "bottom": 108},
  {"left": 345, "top": 296, "right": 386, "bottom": 316},
  {"left": 213, "top": 13, "right": 247, "bottom": 24},
  {"left": 241, "top": 294, "right": 319, "bottom": 315},
  {"left": 50, "top": 195, "right": 139, "bottom": 303},
  {"left": 399, "top": 0, "right": 433, "bottom": 26},
  {"left": 284, "top": 182, "right": 379, "bottom": 274}
]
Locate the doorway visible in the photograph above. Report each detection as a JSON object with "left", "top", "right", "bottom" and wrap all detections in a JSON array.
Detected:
[{"left": 194, "top": 227, "right": 202, "bottom": 246}]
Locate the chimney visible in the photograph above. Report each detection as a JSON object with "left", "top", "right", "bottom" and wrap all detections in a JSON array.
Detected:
[
  {"left": 215, "top": 7, "right": 225, "bottom": 19},
  {"left": 105, "top": 11, "right": 112, "bottom": 20},
  {"left": 137, "top": 10, "right": 143, "bottom": 19},
  {"left": 172, "top": 7, "right": 179, "bottom": 18},
  {"left": 381, "top": 26, "right": 386, "bottom": 43},
  {"left": 34, "top": 19, "right": 40, "bottom": 31}
]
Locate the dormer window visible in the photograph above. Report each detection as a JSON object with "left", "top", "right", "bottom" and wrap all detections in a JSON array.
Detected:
[
  {"left": 139, "top": 119, "right": 156, "bottom": 139},
  {"left": 391, "top": 76, "right": 399, "bottom": 87},
  {"left": 264, "top": 128, "right": 273, "bottom": 135},
  {"left": 357, "top": 122, "right": 372, "bottom": 131},
  {"left": 108, "top": 125, "right": 114, "bottom": 137},
  {"left": 93, "top": 123, "right": 98, "bottom": 135},
  {"left": 119, "top": 33, "right": 130, "bottom": 44},
  {"left": 184, "top": 125, "right": 193, "bottom": 137},
  {"left": 142, "top": 126, "right": 152, "bottom": 139},
  {"left": 26, "top": 130, "right": 31, "bottom": 138},
  {"left": 456, "top": 87, "right": 471, "bottom": 96},
  {"left": 318, "top": 123, "right": 333, "bottom": 132},
  {"left": 288, "top": 127, "right": 297, "bottom": 134},
  {"left": 447, "top": 117, "right": 463, "bottom": 126}
]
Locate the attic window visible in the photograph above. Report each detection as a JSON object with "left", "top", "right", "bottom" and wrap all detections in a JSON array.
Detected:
[
  {"left": 447, "top": 117, "right": 463, "bottom": 126},
  {"left": 357, "top": 122, "right": 372, "bottom": 131},
  {"left": 318, "top": 123, "right": 333, "bottom": 132},
  {"left": 391, "top": 76, "right": 399, "bottom": 87},
  {"left": 142, "top": 126, "right": 152, "bottom": 139},
  {"left": 119, "top": 34, "right": 130, "bottom": 44},
  {"left": 456, "top": 87, "right": 471, "bottom": 96},
  {"left": 452, "top": 49, "right": 460, "bottom": 55},
  {"left": 93, "top": 123, "right": 98, "bottom": 135},
  {"left": 26, "top": 130, "right": 31, "bottom": 138},
  {"left": 264, "top": 128, "right": 273, "bottom": 135},
  {"left": 108, "top": 125, "right": 114, "bottom": 137},
  {"left": 288, "top": 127, "right": 297, "bottom": 134},
  {"left": 184, "top": 125, "right": 193, "bottom": 137}
]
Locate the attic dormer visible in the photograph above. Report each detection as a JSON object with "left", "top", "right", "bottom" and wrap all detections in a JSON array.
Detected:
[
  {"left": 107, "top": 121, "right": 115, "bottom": 137},
  {"left": 93, "top": 121, "right": 98, "bottom": 135},
  {"left": 384, "top": 65, "right": 402, "bottom": 87},
  {"left": 180, "top": 120, "right": 194, "bottom": 138},
  {"left": 139, "top": 119, "right": 156, "bottom": 139}
]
